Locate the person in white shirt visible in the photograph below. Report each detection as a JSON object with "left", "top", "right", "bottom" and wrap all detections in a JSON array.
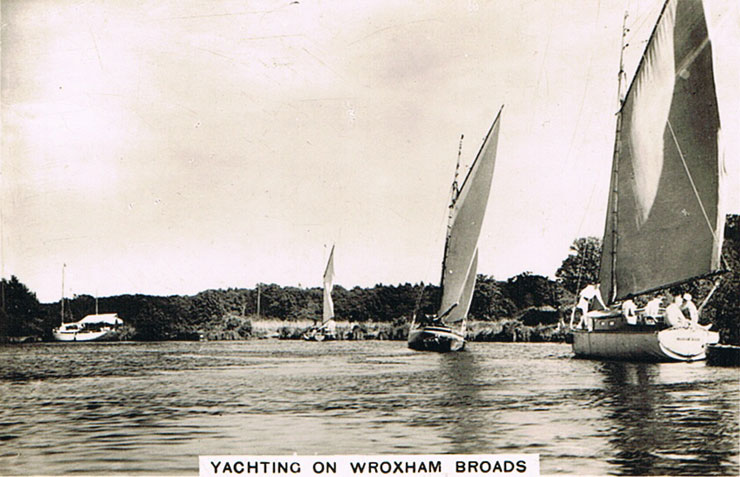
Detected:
[
  {"left": 665, "top": 296, "right": 688, "bottom": 328},
  {"left": 644, "top": 297, "right": 663, "bottom": 324},
  {"left": 571, "top": 284, "right": 607, "bottom": 330},
  {"left": 622, "top": 299, "right": 637, "bottom": 325},
  {"left": 681, "top": 293, "right": 699, "bottom": 325}
]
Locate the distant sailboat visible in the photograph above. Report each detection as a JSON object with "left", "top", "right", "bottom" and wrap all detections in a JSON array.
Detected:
[
  {"left": 408, "top": 107, "right": 502, "bottom": 352},
  {"left": 303, "top": 245, "right": 337, "bottom": 341},
  {"left": 52, "top": 264, "right": 123, "bottom": 342},
  {"left": 572, "top": 0, "right": 721, "bottom": 361}
]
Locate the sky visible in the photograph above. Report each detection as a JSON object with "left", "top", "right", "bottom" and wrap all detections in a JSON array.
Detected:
[{"left": 2, "top": 0, "right": 739, "bottom": 303}]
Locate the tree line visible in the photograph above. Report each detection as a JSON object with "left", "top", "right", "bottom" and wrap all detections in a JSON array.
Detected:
[{"left": 2, "top": 215, "right": 738, "bottom": 343}]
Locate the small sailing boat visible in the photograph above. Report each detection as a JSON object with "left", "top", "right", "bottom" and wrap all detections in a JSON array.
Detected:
[
  {"left": 302, "top": 245, "right": 338, "bottom": 342},
  {"left": 572, "top": 0, "right": 722, "bottom": 361},
  {"left": 408, "top": 107, "right": 502, "bottom": 352}
]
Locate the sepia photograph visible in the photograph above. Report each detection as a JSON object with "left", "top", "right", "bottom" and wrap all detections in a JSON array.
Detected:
[{"left": 1, "top": 0, "right": 739, "bottom": 475}]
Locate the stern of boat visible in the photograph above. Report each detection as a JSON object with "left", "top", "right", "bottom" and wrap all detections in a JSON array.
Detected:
[{"left": 657, "top": 326, "right": 719, "bottom": 361}]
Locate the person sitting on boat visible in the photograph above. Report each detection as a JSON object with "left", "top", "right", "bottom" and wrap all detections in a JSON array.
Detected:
[
  {"left": 681, "top": 293, "right": 699, "bottom": 325},
  {"left": 665, "top": 295, "right": 688, "bottom": 328},
  {"left": 416, "top": 314, "right": 438, "bottom": 327},
  {"left": 621, "top": 299, "right": 637, "bottom": 325},
  {"left": 571, "top": 283, "right": 607, "bottom": 330},
  {"left": 644, "top": 297, "right": 663, "bottom": 324}
]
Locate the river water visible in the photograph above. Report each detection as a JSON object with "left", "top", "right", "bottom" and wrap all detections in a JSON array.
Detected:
[{"left": 0, "top": 340, "right": 737, "bottom": 476}]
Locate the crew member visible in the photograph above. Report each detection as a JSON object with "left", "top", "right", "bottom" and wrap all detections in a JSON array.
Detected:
[
  {"left": 681, "top": 293, "right": 699, "bottom": 325},
  {"left": 665, "top": 296, "right": 687, "bottom": 328},
  {"left": 622, "top": 299, "right": 637, "bottom": 325},
  {"left": 571, "top": 283, "right": 607, "bottom": 330},
  {"left": 644, "top": 297, "right": 663, "bottom": 324}
]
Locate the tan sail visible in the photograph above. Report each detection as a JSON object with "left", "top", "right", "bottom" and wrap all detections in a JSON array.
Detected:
[
  {"left": 599, "top": 0, "right": 723, "bottom": 303},
  {"left": 439, "top": 108, "right": 502, "bottom": 321}
]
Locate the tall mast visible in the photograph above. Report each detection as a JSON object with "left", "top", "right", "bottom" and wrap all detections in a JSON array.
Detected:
[
  {"left": 452, "top": 134, "right": 463, "bottom": 200},
  {"left": 439, "top": 135, "right": 464, "bottom": 287},
  {"left": 607, "top": 11, "right": 629, "bottom": 303},
  {"left": 60, "top": 264, "right": 66, "bottom": 324}
]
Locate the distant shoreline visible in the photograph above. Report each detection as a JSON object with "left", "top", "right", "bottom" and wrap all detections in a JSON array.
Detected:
[{"left": 3, "top": 318, "right": 571, "bottom": 344}]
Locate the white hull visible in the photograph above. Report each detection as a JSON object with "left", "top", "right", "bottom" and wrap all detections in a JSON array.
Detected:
[
  {"left": 572, "top": 326, "right": 719, "bottom": 362},
  {"left": 52, "top": 329, "right": 117, "bottom": 342},
  {"left": 407, "top": 326, "right": 465, "bottom": 352}
]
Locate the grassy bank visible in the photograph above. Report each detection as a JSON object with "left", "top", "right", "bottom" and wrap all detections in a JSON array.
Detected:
[{"left": 248, "top": 318, "right": 570, "bottom": 343}]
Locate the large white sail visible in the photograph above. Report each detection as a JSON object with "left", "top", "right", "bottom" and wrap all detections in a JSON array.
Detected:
[
  {"left": 322, "top": 245, "right": 335, "bottom": 323},
  {"left": 446, "top": 249, "right": 478, "bottom": 324},
  {"left": 439, "top": 108, "right": 501, "bottom": 325},
  {"left": 599, "top": 0, "right": 723, "bottom": 303}
]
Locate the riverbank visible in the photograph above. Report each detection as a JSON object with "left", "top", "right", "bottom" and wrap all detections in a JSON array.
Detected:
[
  {"left": 251, "top": 318, "right": 570, "bottom": 343},
  {"left": 2, "top": 317, "right": 571, "bottom": 344}
]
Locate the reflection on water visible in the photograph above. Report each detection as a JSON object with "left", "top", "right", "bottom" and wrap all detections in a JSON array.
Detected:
[
  {"left": 437, "top": 352, "right": 487, "bottom": 453},
  {"left": 598, "top": 361, "right": 739, "bottom": 476},
  {"left": 0, "top": 341, "right": 737, "bottom": 475}
]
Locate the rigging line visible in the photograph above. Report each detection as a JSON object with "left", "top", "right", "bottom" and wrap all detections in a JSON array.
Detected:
[
  {"left": 421, "top": 136, "right": 465, "bottom": 295},
  {"left": 563, "top": 0, "right": 601, "bottom": 170},
  {"left": 666, "top": 119, "right": 727, "bottom": 270},
  {"left": 625, "top": 1, "right": 663, "bottom": 48}
]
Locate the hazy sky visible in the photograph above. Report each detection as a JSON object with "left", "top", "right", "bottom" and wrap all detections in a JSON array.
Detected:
[{"left": 2, "top": 0, "right": 739, "bottom": 302}]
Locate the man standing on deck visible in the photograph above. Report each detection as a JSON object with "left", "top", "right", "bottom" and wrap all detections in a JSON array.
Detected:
[{"left": 571, "top": 283, "right": 607, "bottom": 330}]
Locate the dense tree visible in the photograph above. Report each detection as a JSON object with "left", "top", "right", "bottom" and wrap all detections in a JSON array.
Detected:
[
  {"left": 503, "top": 272, "right": 563, "bottom": 310},
  {"left": 469, "top": 275, "right": 516, "bottom": 320},
  {"left": 705, "top": 215, "right": 740, "bottom": 344},
  {"left": 555, "top": 237, "right": 602, "bottom": 294},
  {"left": 1, "top": 276, "right": 44, "bottom": 338}
]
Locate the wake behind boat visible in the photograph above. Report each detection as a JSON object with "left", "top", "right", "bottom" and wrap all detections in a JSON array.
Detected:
[
  {"left": 408, "top": 107, "right": 502, "bottom": 352},
  {"left": 572, "top": 0, "right": 723, "bottom": 362}
]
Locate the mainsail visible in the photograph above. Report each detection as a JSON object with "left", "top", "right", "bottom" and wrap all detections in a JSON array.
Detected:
[
  {"left": 446, "top": 249, "right": 479, "bottom": 324},
  {"left": 439, "top": 108, "right": 502, "bottom": 325},
  {"left": 599, "top": 0, "right": 723, "bottom": 303},
  {"left": 323, "top": 245, "right": 335, "bottom": 323}
]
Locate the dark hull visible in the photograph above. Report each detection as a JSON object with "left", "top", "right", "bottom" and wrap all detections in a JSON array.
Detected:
[
  {"left": 707, "top": 344, "right": 740, "bottom": 366},
  {"left": 407, "top": 326, "right": 465, "bottom": 352},
  {"left": 301, "top": 328, "right": 336, "bottom": 342}
]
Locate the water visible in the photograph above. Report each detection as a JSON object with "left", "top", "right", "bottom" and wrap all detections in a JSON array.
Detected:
[{"left": 0, "top": 340, "right": 737, "bottom": 476}]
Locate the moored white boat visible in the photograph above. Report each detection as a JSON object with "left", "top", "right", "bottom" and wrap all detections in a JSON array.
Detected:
[
  {"left": 52, "top": 264, "right": 123, "bottom": 342},
  {"left": 53, "top": 313, "right": 123, "bottom": 342}
]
